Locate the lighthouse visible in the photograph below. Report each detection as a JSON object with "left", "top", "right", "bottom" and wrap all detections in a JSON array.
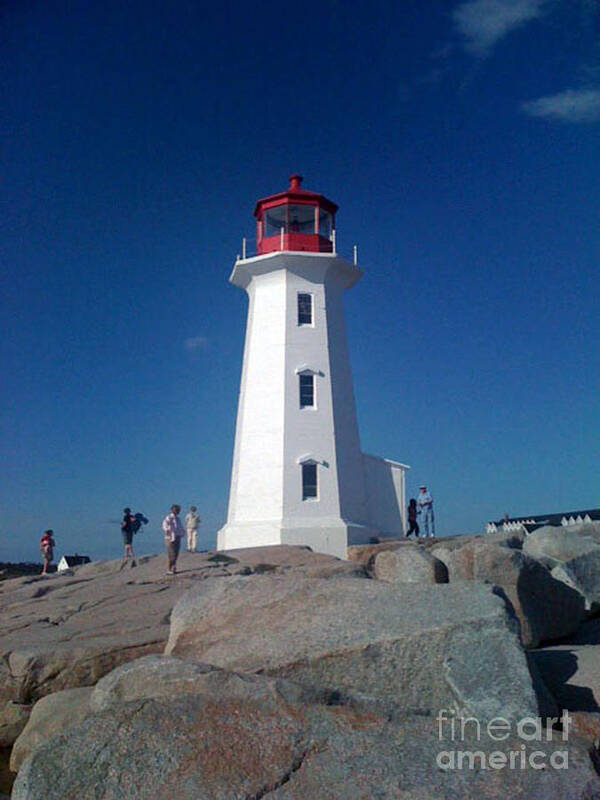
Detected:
[{"left": 217, "top": 176, "right": 408, "bottom": 559}]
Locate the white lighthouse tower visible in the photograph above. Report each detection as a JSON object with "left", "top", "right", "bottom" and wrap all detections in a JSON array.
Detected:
[{"left": 218, "top": 176, "right": 408, "bottom": 559}]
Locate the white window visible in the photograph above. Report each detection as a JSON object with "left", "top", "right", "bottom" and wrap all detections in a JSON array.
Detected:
[
  {"left": 299, "top": 373, "right": 315, "bottom": 408},
  {"left": 302, "top": 462, "right": 318, "bottom": 500},
  {"left": 297, "top": 293, "right": 312, "bottom": 325}
]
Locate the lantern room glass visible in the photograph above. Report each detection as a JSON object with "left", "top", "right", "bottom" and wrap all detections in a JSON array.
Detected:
[
  {"left": 263, "top": 204, "right": 318, "bottom": 239},
  {"left": 264, "top": 206, "right": 287, "bottom": 238},
  {"left": 288, "top": 205, "right": 316, "bottom": 234},
  {"left": 318, "top": 209, "right": 332, "bottom": 240}
]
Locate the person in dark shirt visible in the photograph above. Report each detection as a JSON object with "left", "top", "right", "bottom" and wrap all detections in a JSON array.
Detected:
[
  {"left": 406, "top": 499, "right": 420, "bottom": 538},
  {"left": 121, "top": 507, "right": 136, "bottom": 562}
]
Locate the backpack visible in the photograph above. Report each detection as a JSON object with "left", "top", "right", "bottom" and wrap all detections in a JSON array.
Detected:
[{"left": 132, "top": 513, "right": 148, "bottom": 534}]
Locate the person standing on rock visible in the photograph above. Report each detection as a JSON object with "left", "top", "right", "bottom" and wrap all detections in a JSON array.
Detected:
[
  {"left": 40, "top": 530, "right": 55, "bottom": 575},
  {"left": 163, "top": 504, "right": 185, "bottom": 575},
  {"left": 185, "top": 505, "right": 201, "bottom": 553},
  {"left": 406, "top": 499, "right": 420, "bottom": 538},
  {"left": 418, "top": 485, "right": 435, "bottom": 538},
  {"left": 121, "top": 507, "right": 136, "bottom": 562}
]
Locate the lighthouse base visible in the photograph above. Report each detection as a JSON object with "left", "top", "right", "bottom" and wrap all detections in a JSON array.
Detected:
[{"left": 216, "top": 518, "right": 379, "bottom": 561}]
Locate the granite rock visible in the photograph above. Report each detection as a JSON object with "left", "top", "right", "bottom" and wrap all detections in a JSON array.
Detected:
[
  {"left": 166, "top": 574, "right": 539, "bottom": 722},
  {"left": 11, "top": 662, "right": 600, "bottom": 800},
  {"left": 0, "top": 703, "right": 31, "bottom": 749},
  {"left": 89, "top": 654, "right": 321, "bottom": 713},
  {"left": 523, "top": 525, "right": 600, "bottom": 566},
  {"left": 373, "top": 546, "right": 448, "bottom": 583},
  {"left": 0, "top": 547, "right": 365, "bottom": 705},
  {"left": 523, "top": 526, "right": 600, "bottom": 611},
  {"left": 551, "top": 554, "right": 600, "bottom": 612},
  {"left": 10, "top": 687, "right": 93, "bottom": 773},
  {"left": 432, "top": 541, "right": 585, "bottom": 647}
]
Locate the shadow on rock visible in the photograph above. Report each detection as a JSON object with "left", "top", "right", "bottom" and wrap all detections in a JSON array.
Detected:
[{"left": 530, "top": 649, "right": 599, "bottom": 713}]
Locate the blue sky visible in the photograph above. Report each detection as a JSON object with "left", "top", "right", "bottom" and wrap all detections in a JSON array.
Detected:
[{"left": 2, "top": 0, "right": 599, "bottom": 562}]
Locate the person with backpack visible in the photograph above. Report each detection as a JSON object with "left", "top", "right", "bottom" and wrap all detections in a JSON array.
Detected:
[
  {"left": 121, "top": 507, "right": 136, "bottom": 563},
  {"left": 40, "top": 529, "right": 56, "bottom": 575},
  {"left": 406, "top": 499, "right": 420, "bottom": 538}
]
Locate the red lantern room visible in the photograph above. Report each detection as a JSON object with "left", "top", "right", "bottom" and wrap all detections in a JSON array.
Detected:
[{"left": 254, "top": 175, "right": 338, "bottom": 255}]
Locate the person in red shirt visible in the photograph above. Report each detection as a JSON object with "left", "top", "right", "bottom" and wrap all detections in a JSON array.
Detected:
[{"left": 40, "top": 530, "right": 55, "bottom": 575}]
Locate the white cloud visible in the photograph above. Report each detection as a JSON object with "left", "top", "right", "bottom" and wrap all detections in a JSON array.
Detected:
[
  {"left": 522, "top": 88, "right": 600, "bottom": 122},
  {"left": 453, "top": 0, "right": 549, "bottom": 55},
  {"left": 184, "top": 336, "right": 208, "bottom": 351}
]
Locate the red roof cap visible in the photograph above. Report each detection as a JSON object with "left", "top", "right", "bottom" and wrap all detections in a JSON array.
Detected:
[{"left": 253, "top": 176, "right": 338, "bottom": 218}]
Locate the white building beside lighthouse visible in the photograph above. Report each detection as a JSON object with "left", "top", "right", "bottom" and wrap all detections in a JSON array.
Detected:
[{"left": 217, "top": 176, "right": 408, "bottom": 559}]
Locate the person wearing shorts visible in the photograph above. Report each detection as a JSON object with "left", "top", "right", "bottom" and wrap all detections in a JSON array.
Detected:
[
  {"left": 40, "top": 530, "right": 55, "bottom": 575},
  {"left": 121, "top": 507, "right": 136, "bottom": 561}
]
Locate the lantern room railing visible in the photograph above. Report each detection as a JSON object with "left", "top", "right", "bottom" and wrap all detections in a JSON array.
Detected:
[{"left": 236, "top": 232, "right": 358, "bottom": 265}]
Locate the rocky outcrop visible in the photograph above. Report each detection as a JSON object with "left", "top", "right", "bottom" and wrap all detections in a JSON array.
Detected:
[
  {"left": 0, "top": 703, "right": 30, "bottom": 749},
  {"left": 0, "top": 547, "right": 363, "bottom": 706},
  {"left": 353, "top": 527, "right": 597, "bottom": 649},
  {"left": 87, "top": 654, "right": 296, "bottom": 712},
  {"left": 10, "top": 655, "right": 600, "bottom": 800},
  {"left": 551, "top": 556, "right": 600, "bottom": 612},
  {"left": 524, "top": 526, "right": 600, "bottom": 611},
  {"left": 10, "top": 687, "right": 93, "bottom": 773},
  {"left": 166, "top": 574, "right": 539, "bottom": 722},
  {"left": 221, "top": 544, "right": 368, "bottom": 579},
  {"left": 12, "top": 676, "right": 316, "bottom": 800},
  {"left": 346, "top": 539, "right": 415, "bottom": 569},
  {"left": 428, "top": 529, "right": 526, "bottom": 551},
  {"left": 523, "top": 525, "right": 600, "bottom": 565},
  {"left": 431, "top": 541, "right": 585, "bottom": 647},
  {"left": 373, "top": 546, "right": 448, "bottom": 583},
  {"left": 348, "top": 529, "right": 524, "bottom": 571},
  {"left": 4, "top": 537, "right": 600, "bottom": 798}
]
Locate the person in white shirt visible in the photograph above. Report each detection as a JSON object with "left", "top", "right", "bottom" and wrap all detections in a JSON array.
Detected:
[
  {"left": 162, "top": 504, "right": 185, "bottom": 574},
  {"left": 417, "top": 485, "right": 435, "bottom": 538},
  {"left": 185, "top": 506, "right": 201, "bottom": 553}
]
